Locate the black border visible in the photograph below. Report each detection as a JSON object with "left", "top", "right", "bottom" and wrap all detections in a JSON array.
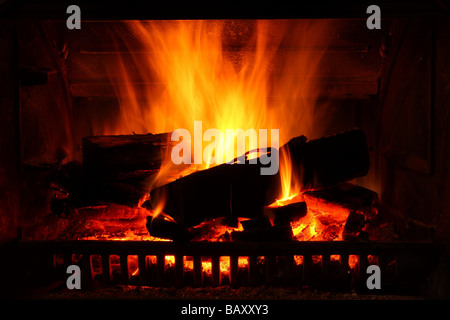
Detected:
[
  {"left": 3, "top": 299, "right": 448, "bottom": 318},
  {"left": 0, "top": 0, "right": 449, "bottom": 20}
]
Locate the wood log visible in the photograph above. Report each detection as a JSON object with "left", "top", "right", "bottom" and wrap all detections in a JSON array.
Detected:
[
  {"left": 264, "top": 201, "right": 307, "bottom": 227},
  {"left": 149, "top": 157, "right": 280, "bottom": 226},
  {"left": 82, "top": 170, "right": 157, "bottom": 206},
  {"left": 145, "top": 215, "right": 189, "bottom": 242},
  {"left": 150, "top": 128, "right": 370, "bottom": 227},
  {"left": 81, "top": 133, "right": 170, "bottom": 206},
  {"left": 82, "top": 132, "right": 174, "bottom": 177},
  {"left": 285, "top": 128, "right": 370, "bottom": 190},
  {"left": 342, "top": 211, "right": 368, "bottom": 240},
  {"left": 51, "top": 167, "right": 156, "bottom": 208}
]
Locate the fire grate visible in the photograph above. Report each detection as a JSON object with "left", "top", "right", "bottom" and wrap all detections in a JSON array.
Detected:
[{"left": 18, "top": 240, "right": 437, "bottom": 293}]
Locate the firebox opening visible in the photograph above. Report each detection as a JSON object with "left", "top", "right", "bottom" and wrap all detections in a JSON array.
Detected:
[{"left": 0, "top": 8, "right": 449, "bottom": 300}]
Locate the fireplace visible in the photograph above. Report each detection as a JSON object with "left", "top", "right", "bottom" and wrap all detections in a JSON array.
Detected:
[{"left": 0, "top": 1, "right": 449, "bottom": 300}]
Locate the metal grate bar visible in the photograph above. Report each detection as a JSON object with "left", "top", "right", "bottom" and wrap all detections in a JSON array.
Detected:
[{"left": 18, "top": 240, "right": 437, "bottom": 291}]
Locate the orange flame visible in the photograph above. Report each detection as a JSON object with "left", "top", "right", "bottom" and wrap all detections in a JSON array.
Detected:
[{"left": 102, "top": 20, "right": 332, "bottom": 192}]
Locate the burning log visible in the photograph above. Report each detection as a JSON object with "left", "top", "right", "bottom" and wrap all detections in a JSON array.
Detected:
[
  {"left": 150, "top": 129, "right": 370, "bottom": 227},
  {"left": 148, "top": 157, "right": 279, "bottom": 226},
  {"left": 264, "top": 201, "right": 307, "bottom": 227},
  {"left": 303, "top": 182, "right": 378, "bottom": 219},
  {"left": 342, "top": 211, "right": 368, "bottom": 240},
  {"left": 146, "top": 214, "right": 190, "bottom": 242}
]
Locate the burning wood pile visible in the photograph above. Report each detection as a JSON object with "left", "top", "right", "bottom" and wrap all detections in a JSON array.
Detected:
[
  {"left": 22, "top": 127, "right": 398, "bottom": 244},
  {"left": 134, "top": 128, "right": 376, "bottom": 242}
]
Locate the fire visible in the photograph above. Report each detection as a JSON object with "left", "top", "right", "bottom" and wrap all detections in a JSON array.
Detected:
[
  {"left": 270, "top": 142, "right": 350, "bottom": 242},
  {"left": 278, "top": 146, "right": 301, "bottom": 202},
  {"left": 96, "top": 20, "right": 339, "bottom": 244},
  {"left": 102, "top": 20, "right": 331, "bottom": 190},
  {"left": 77, "top": 20, "right": 357, "bottom": 256}
]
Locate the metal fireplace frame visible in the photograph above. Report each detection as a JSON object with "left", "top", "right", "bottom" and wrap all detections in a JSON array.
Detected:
[{"left": 18, "top": 240, "right": 437, "bottom": 293}]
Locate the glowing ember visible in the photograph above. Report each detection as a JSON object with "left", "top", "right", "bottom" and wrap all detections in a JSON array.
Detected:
[
  {"left": 188, "top": 217, "right": 248, "bottom": 242},
  {"left": 183, "top": 256, "right": 194, "bottom": 272},
  {"left": 220, "top": 256, "right": 230, "bottom": 277},
  {"left": 287, "top": 192, "right": 350, "bottom": 241},
  {"left": 201, "top": 257, "right": 212, "bottom": 276},
  {"left": 348, "top": 255, "right": 360, "bottom": 270},
  {"left": 75, "top": 207, "right": 172, "bottom": 241},
  {"left": 294, "top": 255, "right": 304, "bottom": 266},
  {"left": 128, "top": 255, "right": 139, "bottom": 277},
  {"left": 165, "top": 255, "right": 175, "bottom": 269},
  {"left": 238, "top": 256, "right": 249, "bottom": 269}
]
